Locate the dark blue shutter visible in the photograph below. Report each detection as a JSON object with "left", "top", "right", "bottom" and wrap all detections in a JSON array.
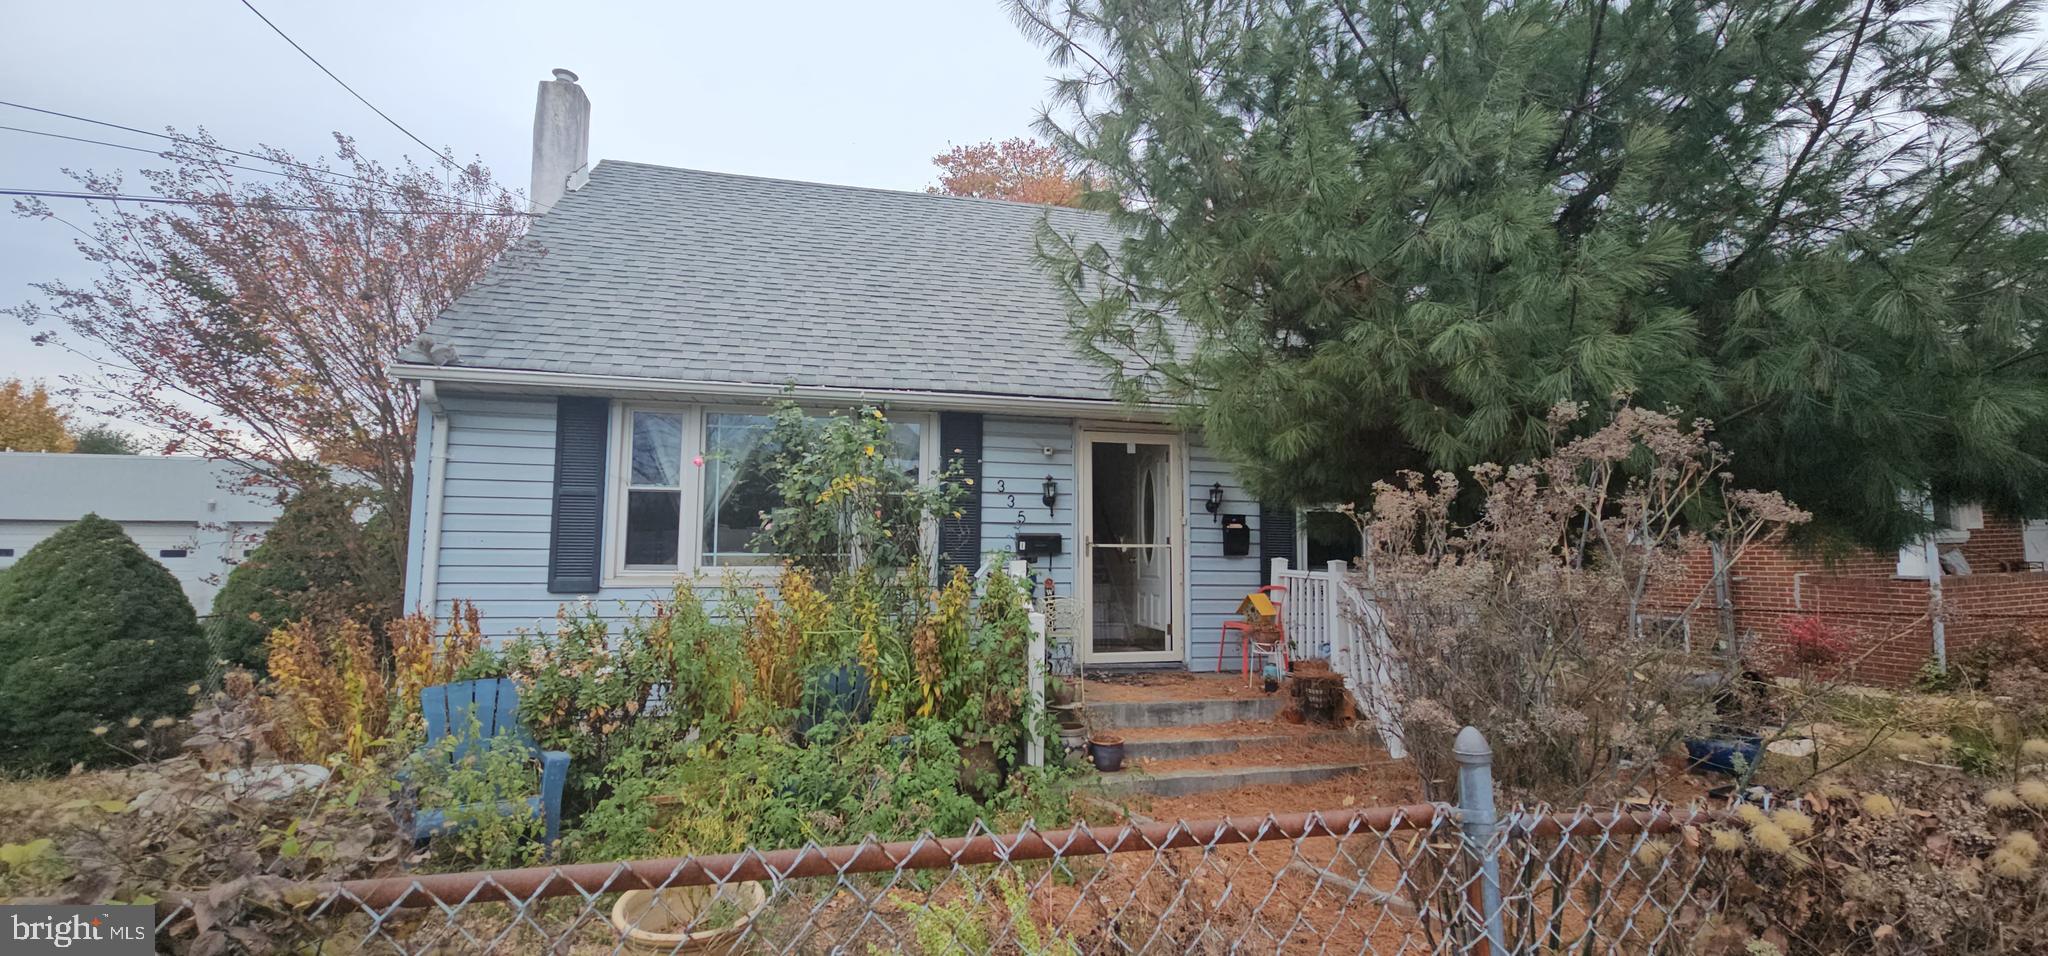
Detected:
[
  {"left": 938, "top": 412, "right": 983, "bottom": 573},
  {"left": 1258, "top": 503, "right": 1295, "bottom": 585},
  {"left": 548, "top": 397, "right": 609, "bottom": 593}
]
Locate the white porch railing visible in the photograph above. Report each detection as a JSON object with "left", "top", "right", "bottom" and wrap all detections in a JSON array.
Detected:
[{"left": 1270, "top": 559, "right": 1408, "bottom": 759}]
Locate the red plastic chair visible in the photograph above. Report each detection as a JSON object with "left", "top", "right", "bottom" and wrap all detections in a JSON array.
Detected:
[{"left": 1218, "top": 585, "right": 1291, "bottom": 683}]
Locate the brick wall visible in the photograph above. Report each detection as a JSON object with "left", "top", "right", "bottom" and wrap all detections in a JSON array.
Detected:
[
  {"left": 1957, "top": 510, "right": 2031, "bottom": 572},
  {"left": 1648, "top": 508, "right": 2048, "bottom": 686}
]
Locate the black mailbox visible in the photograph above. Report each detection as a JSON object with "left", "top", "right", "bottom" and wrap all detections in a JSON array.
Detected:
[
  {"left": 1016, "top": 533, "right": 1064, "bottom": 559},
  {"left": 1221, "top": 515, "right": 1251, "bottom": 556}
]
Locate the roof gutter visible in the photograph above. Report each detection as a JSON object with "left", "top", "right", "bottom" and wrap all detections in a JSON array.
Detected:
[{"left": 389, "top": 363, "right": 1180, "bottom": 421}]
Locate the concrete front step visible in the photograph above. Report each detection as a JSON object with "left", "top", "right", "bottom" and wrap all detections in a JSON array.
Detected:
[
  {"left": 1084, "top": 695, "right": 1283, "bottom": 729},
  {"left": 1099, "top": 762, "right": 1366, "bottom": 797},
  {"left": 1121, "top": 729, "right": 1353, "bottom": 762}
]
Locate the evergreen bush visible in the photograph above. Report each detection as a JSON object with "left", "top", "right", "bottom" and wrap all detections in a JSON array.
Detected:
[
  {"left": 0, "top": 514, "right": 206, "bottom": 771},
  {"left": 209, "top": 484, "right": 400, "bottom": 673}
]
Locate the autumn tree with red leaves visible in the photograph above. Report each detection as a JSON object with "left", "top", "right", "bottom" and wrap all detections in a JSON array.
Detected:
[
  {"left": 8, "top": 134, "right": 525, "bottom": 528},
  {"left": 928, "top": 137, "right": 1084, "bottom": 206}
]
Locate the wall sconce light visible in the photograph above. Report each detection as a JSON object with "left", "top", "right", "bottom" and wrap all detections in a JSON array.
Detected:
[
  {"left": 1042, "top": 475, "right": 1059, "bottom": 516},
  {"left": 1206, "top": 482, "right": 1224, "bottom": 522}
]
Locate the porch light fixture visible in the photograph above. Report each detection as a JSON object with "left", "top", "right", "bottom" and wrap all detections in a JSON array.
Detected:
[
  {"left": 1206, "top": 482, "right": 1225, "bottom": 521},
  {"left": 1042, "top": 475, "right": 1059, "bottom": 516}
]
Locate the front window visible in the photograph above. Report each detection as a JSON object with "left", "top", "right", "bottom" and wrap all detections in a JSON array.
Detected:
[
  {"left": 610, "top": 405, "right": 932, "bottom": 580},
  {"left": 701, "top": 412, "right": 782, "bottom": 567},
  {"left": 624, "top": 411, "right": 684, "bottom": 568}
]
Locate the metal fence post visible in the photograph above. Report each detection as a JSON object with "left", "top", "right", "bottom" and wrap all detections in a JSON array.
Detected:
[{"left": 1455, "top": 725, "right": 1507, "bottom": 954}]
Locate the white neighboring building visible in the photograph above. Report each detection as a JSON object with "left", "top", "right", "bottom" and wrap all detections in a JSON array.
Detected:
[{"left": 0, "top": 452, "right": 282, "bottom": 612}]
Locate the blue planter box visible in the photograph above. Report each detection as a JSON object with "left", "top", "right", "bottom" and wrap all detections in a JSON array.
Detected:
[{"left": 1685, "top": 735, "right": 1764, "bottom": 776}]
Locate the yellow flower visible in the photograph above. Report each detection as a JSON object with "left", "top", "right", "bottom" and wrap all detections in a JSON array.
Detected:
[
  {"left": 864, "top": 444, "right": 876, "bottom": 457},
  {"left": 2023, "top": 738, "right": 2048, "bottom": 762},
  {"left": 1735, "top": 804, "right": 1769, "bottom": 827},
  {"left": 1771, "top": 809, "right": 1814, "bottom": 838},
  {"left": 1987, "top": 788, "right": 2022, "bottom": 811},
  {"left": 185, "top": 683, "right": 201, "bottom": 695},
  {"left": 1634, "top": 840, "right": 1672, "bottom": 866},
  {"left": 1709, "top": 828, "right": 1745, "bottom": 853},
  {"left": 123, "top": 716, "right": 142, "bottom": 729},
  {"left": 1750, "top": 822, "right": 1794, "bottom": 855},
  {"left": 89, "top": 725, "right": 108, "bottom": 737},
  {"left": 1859, "top": 794, "right": 1900, "bottom": 818},
  {"left": 1991, "top": 848, "right": 2035, "bottom": 880},
  {"left": 150, "top": 716, "right": 175, "bottom": 729},
  {"left": 2003, "top": 832, "right": 2041, "bottom": 862},
  {"left": 2019, "top": 779, "right": 2048, "bottom": 810}
]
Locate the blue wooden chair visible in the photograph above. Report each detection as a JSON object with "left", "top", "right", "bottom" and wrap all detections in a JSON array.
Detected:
[{"left": 412, "top": 678, "right": 569, "bottom": 846}]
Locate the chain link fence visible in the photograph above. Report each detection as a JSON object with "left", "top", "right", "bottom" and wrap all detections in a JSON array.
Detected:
[{"left": 148, "top": 730, "right": 1733, "bottom": 953}]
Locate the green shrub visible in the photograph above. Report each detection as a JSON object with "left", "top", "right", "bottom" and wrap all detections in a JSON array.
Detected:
[
  {"left": 404, "top": 726, "right": 546, "bottom": 869},
  {"left": 207, "top": 549, "right": 302, "bottom": 674},
  {"left": 553, "top": 564, "right": 1075, "bottom": 861},
  {"left": 0, "top": 514, "right": 207, "bottom": 771},
  {"left": 208, "top": 483, "right": 401, "bottom": 673}
]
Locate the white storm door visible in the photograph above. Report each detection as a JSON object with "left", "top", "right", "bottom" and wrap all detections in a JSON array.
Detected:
[{"left": 1081, "top": 433, "right": 1183, "bottom": 664}]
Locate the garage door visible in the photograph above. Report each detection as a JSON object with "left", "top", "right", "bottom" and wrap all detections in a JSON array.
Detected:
[
  {"left": 0, "top": 520, "right": 215, "bottom": 611},
  {"left": 120, "top": 522, "right": 217, "bottom": 610},
  {"left": 0, "top": 522, "right": 66, "bottom": 574}
]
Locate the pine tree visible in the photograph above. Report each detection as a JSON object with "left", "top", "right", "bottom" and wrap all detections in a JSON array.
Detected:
[
  {"left": 1016, "top": 0, "right": 2048, "bottom": 546},
  {"left": 0, "top": 514, "right": 205, "bottom": 771}
]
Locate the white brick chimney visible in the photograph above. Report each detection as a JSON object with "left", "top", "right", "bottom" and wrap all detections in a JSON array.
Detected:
[{"left": 530, "top": 68, "right": 590, "bottom": 214}]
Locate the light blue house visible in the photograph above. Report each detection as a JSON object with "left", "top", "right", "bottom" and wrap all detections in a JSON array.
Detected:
[{"left": 394, "top": 73, "right": 1308, "bottom": 672}]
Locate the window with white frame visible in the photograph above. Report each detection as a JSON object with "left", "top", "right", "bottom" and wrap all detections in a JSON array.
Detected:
[
  {"left": 623, "top": 410, "right": 685, "bottom": 569},
  {"left": 700, "top": 411, "right": 783, "bottom": 567},
  {"left": 608, "top": 405, "right": 933, "bottom": 582}
]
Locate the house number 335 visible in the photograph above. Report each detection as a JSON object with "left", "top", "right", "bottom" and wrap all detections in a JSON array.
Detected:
[{"left": 995, "top": 480, "right": 1027, "bottom": 527}]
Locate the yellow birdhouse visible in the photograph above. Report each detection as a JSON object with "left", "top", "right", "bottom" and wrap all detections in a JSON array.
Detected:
[{"left": 1236, "top": 591, "right": 1279, "bottom": 624}]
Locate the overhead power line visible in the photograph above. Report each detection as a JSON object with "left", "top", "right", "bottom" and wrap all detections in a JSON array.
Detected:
[
  {"left": 235, "top": 0, "right": 460, "bottom": 168},
  {"left": 0, "top": 188, "right": 532, "bottom": 217},
  {"left": 0, "top": 99, "right": 368, "bottom": 179},
  {"left": 0, "top": 100, "right": 505, "bottom": 211},
  {"left": 3, "top": 124, "right": 309, "bottom": 182}
]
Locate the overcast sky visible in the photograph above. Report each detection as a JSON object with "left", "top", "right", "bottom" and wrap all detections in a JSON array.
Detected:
[{"left": 0, "top": 0, "right": 1057, "bottom": 422}]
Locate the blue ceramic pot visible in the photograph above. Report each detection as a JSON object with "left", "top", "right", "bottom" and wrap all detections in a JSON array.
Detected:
[{"left": 1090, "top": 737, "right": 1125, "bottom": 773}]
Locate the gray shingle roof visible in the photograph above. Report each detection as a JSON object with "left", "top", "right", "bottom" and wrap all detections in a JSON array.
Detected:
[{"left": 428, "top": 160, "right": 1127, "bottom": 402}]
